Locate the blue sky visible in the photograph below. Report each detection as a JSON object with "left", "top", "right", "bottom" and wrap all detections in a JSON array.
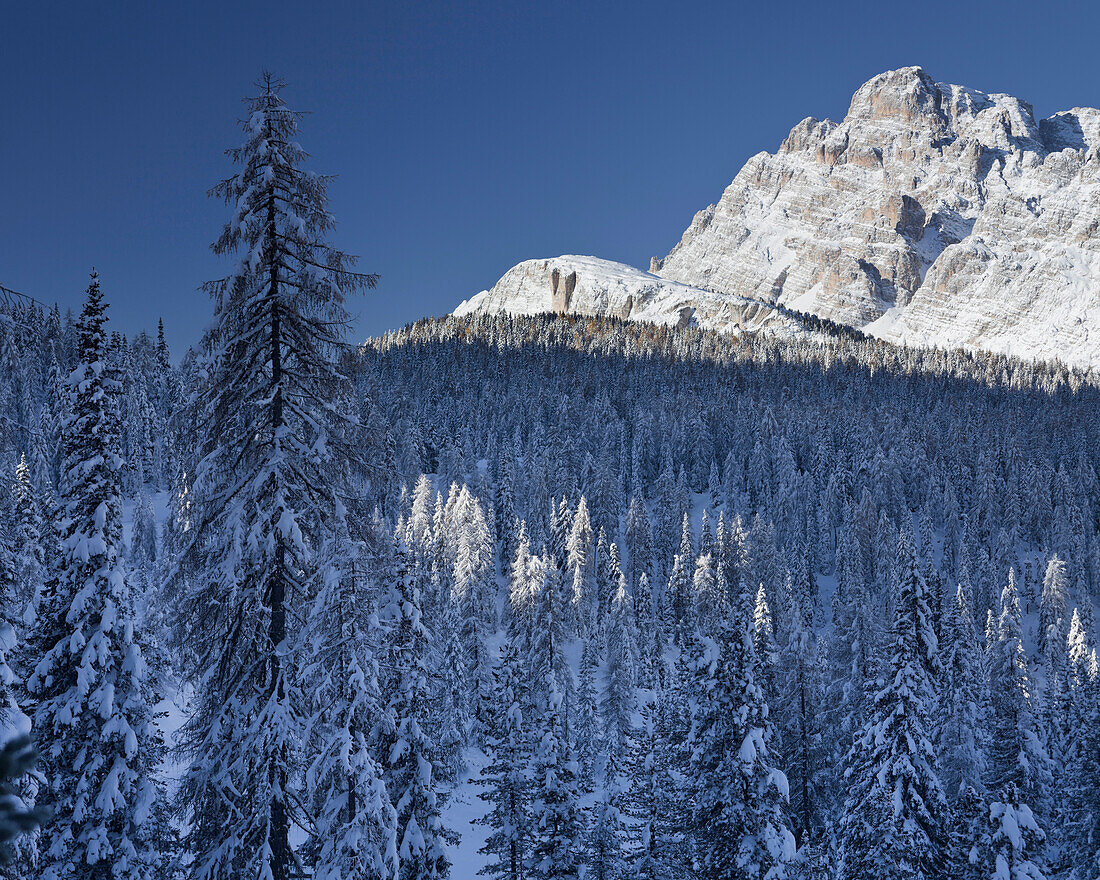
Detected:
[{"left": 2, "top": 0, "right": 1097, "bottom": 351}]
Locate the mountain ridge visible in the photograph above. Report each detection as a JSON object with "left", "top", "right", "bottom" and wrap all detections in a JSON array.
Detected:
[{"left": 456, "top": 67, "right": 1100, "bottom": 369}]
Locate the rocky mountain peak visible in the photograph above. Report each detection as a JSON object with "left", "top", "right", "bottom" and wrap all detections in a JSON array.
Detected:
[
  {"left": 847, "top": 66, "right": 946, "bottom": 126},
  {"left": 457, "top": 68, "right": 1100, "bottom": 370}
]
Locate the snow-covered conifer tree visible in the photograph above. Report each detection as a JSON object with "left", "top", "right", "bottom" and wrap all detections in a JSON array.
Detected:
[
  {"left": 1060, "top": 618, "right": 1099, "bottom": 878},
  {"left": 478, "top": 637, "right": 530, "bottom": 880},
  {"left": 527, "top": 553, "right": 573, "bottom": 718},
  {"left": 837, "top": 533, "right": 948, "bottom": 880},
  {"left": 587, "top": 779, "right": 626, "bottom": 880},
  {"left": 509, "top": 521, "right": 535, "bottom": 635},
  {"left": 1038, "top": 556, "right": 1068, "bottom": 664},
  {"left": 526, "top": 672, "right": 582, "bottom": 880},
  {"left": 626, "top": 694, "right": 681, "bottom": 880},
  {"left": 938, "top": 576, "right": 989, "bottom": 802},
  {"left": 598, "top": 542, "right": 625, "bottom": 637},
  {"left": 11, "top": 453, "right": 44, "bottom": 620},
  {"left": 0, "top": 514, "right": 20, "bottom": 734},
  {"left": 971, "top": 570, "right": 1051, "bottom": 880},
  {"left": 625, "top": 495, "right": 652, "bottom": 602},
  {"left": 665, "top": 518, "right": 695, "bottom": 643},
  {"left": 303, "top": 528, "right": 398, "bottom": 880},
  {"left": 752, "top": 582, "right": 779, "bottom": 699},
  {"left": 27, "top": 273, "right": 163, "bottom": 880},
  {"left": 575, "top": 638, "right": 600, "bottom": 784},
  {"left": 691, "top": 553, "right": 717, "bottom": 632},
  {"left": 601, "top": 565, "right": 636, "bottom": 764},
  {"left": 377, "top": 544, "right": 450, "bottom": 880},
  {"left": 451, "top": 491, "right": 495, "bottom": 744},
  {"left": 775, "top": 604, "right": 821, "bottom": 848},
  {"left": 433, "top": 603, "right": 470, "bottom": 781},
  {"left": 566, "top": 497, "right": 593, "bottom": 634},
  {"left": 688, "top": 608, "right": 795, "bottom": 879},
  {"left": 0, "top": 734, "right": 41, "bottom": 866},
  {"left": 174, "top": 75, "right": 377, "bottom": 880},
  {"left": 409, "top": 474, "right": 435, "bottom": 552}
]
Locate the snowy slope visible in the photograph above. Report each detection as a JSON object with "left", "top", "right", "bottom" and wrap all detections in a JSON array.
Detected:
[{"left": 454, "top": 255, "right": 797, "bottom": 337}]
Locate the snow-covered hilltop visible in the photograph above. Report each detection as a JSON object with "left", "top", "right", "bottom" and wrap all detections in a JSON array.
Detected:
[
  {"left": 457, "top": 67, "right": 1100, "bottom": 368},
  {"left": 454, "top": 255, "right": 794, "bottom": 337}
]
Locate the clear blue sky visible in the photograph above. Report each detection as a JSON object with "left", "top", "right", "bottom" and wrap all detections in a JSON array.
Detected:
[{"left": 2, "top": 0, "right": 1097, "bottom": 352}]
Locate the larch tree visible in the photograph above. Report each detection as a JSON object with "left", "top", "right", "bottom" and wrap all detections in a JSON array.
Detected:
[{"left": 174, "top": 75, "right": 377, "bottom": 880}]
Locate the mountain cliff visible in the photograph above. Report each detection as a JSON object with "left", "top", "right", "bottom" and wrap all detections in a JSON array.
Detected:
[{"left": 457, "top": 67, "right": 1100, "bottom": 368}]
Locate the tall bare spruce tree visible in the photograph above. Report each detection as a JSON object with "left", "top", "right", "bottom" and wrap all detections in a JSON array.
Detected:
[{"left": 175, "top": 74, "right": 378, "bottom": 880}]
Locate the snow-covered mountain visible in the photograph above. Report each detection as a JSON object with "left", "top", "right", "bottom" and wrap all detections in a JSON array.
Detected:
[
  {"left": 453, "top": 255, "right": 795, "bottom": 337},
  {"left": 457, "top": 67, "right": 1100, "bottom": 368}
]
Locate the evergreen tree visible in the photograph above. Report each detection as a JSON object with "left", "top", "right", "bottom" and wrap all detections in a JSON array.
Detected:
[
  {"left": 527, "top": 553, "right": 572, "bottom": 719},
  {"left": 601, "top": 566, "right": 636, "bottom": 766},
  {"left": 0, "top": 735, "right": 41, "bottom": 866},
  {"left": 27, "top": 273, "right": 163, "bottom": 880},
  {"left": 377, "top": 544, "right": 450, "bottom": 880},
  {"left": 508, "top": 522, "right": 535, "bottom": 642},
  {"left": 302, "top": 528, "right": 398, "bottom": 880},
  {"left": 0, "top": 520, "right": 20, "bottom": 735},
  {"left": 752, "top": 582, "right": 779, "bottom": 700},
  {"left": 12, "top": 453, "right": 44, "bottom": 620},
  {"left": 575, "top": 638, "right": 600, "bottom": 784},
  {"left": 587, "top": 778, "right": 626, "bottom": 880},
  {"left": 973, "top": 570, "right": 1051, "bottom": 880},
  {"left": 526, "top": 672, "right": 582, "bottom": 880},
  {"left": 626, "top": 696, "right": 679, "bottom": 880},
  {"left": 665, "top": 519, "right": 694, "bottom": 643},
  {"left": 1038, "top": 556, "right": 1068, "bottom": 664},
  {"left": 625, "top": 495, "right": 653, "bottom": 604},
  {"left": 477, "top": 638, "right": 530, "bottom": 880},
  {"left": 433, "top": 604, "right": 470, "bottom": 782},
  {"left": 837, "top": 534, "right": 948, "bottom": 880},
  {"left": 938, "top": 576, "right": 989, "bottom": 801},
  {"left": 691, "top": 553, "right": 716, "bottom": 632},
  {"left": 775, "top": 604, "right": 821, "bottom": 847},
  {"left": 566, "top": 498, "right": 593, "bottom": 634},
  {"left": 688, "top": 610, "right": 795, "bottom": 880}
]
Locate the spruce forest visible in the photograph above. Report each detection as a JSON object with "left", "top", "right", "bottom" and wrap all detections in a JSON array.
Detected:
[{"left": 2, "top": 78, "right": 1100, "bottom": 880}]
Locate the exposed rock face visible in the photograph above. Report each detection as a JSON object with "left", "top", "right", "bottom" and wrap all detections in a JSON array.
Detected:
[
  {"left": 654, "top": 67, "right": 1100, "bottom": 367},
  {"left": 454, "top": 255, "right": 794, "bottom": 336},
  {"left": 456, "top": 68, "right": 1100, "bottom": 368}
]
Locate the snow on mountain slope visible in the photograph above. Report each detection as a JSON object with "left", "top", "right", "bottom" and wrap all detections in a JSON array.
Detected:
[
  {"left": 654, "top": 67, "right": 1100, "bottom": 368},
  {"left": 457, "top": 68, "right": 1100, "bottom": 369},
  {"left": 453, "top": 255, "right": 795, "bottom": 336}
]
